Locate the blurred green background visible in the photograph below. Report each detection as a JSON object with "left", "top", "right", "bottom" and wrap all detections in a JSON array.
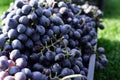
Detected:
[{"left": 0, "top": 0, "right": 120, "bottom": 80}]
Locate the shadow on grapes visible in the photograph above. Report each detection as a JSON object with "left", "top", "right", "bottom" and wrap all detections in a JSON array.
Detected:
[{"left": 95, "top": 38, "right": 120, "bottom": 80}]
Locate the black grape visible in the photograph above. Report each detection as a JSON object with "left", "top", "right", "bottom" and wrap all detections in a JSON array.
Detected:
[
  {"left": 19, "top": 16, "right": 29, "bottom": 25},
  {"left": 15, "top": 72, "right": 26, "bottom": 80},
  {"left": 8, "top": 29, "right": 18, "bottom": 39},
  {"left": 17, "top": 34, "right": 28, "bottom": 42},
  {"left": 8, "top": 66, "right": 20, "bottom": 75},
  {"left": 6, "top": 18, "right": 18, "bottom": 29},
  {"left": 22, "top": 5, "right": 32, "bottom": 15},
  {"left": 12, "top": 39, "right": 23, "bottom": 50},
  {"left": 0, "top": 59, "right": 9, "bottom": 71},
  {"left": 9, "top": 49, "right": 21, "bottom": 61},
  {"left": 15, "top": 0, "right": 24, "bottom": 8},
  {"left": 17, "top": 24, "right": 26, "bottom": 33},
  {"left": 36, "top": 25, "right": 45, "bottom": 35}
]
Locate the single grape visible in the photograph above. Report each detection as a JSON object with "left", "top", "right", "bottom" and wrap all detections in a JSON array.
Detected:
[
  {"left": 8, "top": 66, "right": 20, "bottom": 75},
  {"left": 32, "top": 63, "right": 44, "bottom": 72},
  {"left": 12, "top": 39, "right": 23, "bottom": 50},
  {"left": 15, "top": 0, "right": 24, "bottom": 8},
  {"left": 0, "top": 59, "right": 9, "bottom": 71},
  {"left": 36, "top": 25, "right": 45, "bottom": 35},
  {"left": 10, "top": 49, "right": 21, "bottom": 61},
  {"left": 39, "top": 15, "right": 50, "bottom": 27},
  {"left": 43, "top": 9, "right": 52, "bottom": 17},
  {"left": 17, "top": 34, "right": 28, "bottom": 42},
  {"left": 35, "top": 7, "right": 43, "bottom": 17},
  {"left": 17, "top": 24, "right": 26, "bottom": 33},
  {"left": 51, "top": 63, "right": 62, "bottom": 74},
  {"left": 25, "top": 39, "right": 34, "bottom": 49},
  {"left": 4, "top": 76, "right": 15, "bottom": 80},
  {"left": 19, "top": 16, "right": 29, "bottom": 25},
  {"left": 55, "top": 53, "right": 65, "bottom": 62},
  {"left": 21, "top": 68, "right": 32, "bottom": 78},
  {"left": 0, "top": 71, "right": 8, "bottom": 80},
  {"left": 15, "top": 58, "right": 27, "bottom": 68},
  {"left": 22, "top": 5, "right": 32, "bottom": 15},
  {"left": 6, "top": 18, "right": 18, "bottom": 29},
  {"left": 15, "top": 72, "right": 26, "bottom": 80},
  {"left": 50, "top": 15, "right": 64, "bottom": 25},
  {"left": 8, "top": 29, "right": 18, "bottom": 39}
]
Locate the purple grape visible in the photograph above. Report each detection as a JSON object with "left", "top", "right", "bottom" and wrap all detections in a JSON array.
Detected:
[
  {"left": 29, "top": 0, "right": 38, "bottom": 9},
  {"left": 59, "top": 7, "right": 68, "bottom": 15},
  {"left": 0, "top": 59, "right": 9, "bottom": 71},
  {"left": 74, "top": 31, "right": 81, "bottom": 39},
  {"left": 21, "top": 68, "right": 32, "bottom": 78},
  {"left": 31, "top": 32, "right": 40, "bottom": 41},
  {"left": 8, "top": 66, "right": 20, "bottom": 75},
  {"left": 32, "top": 71, "right": 48, "bottom": 80},
  {"left": 72, "top": 65, "right": 81, "bottom": 74},
  {"left": 17, "top": 24, "right": 26, "bottom": 33},
  {"left": 58, "top": 1, "right": 67, "bottom": 8},
  {"left": 50, "top": 15, "right": 64, "bottom": 25},
  {"left": 10, "top": 49, "right": 21, "bottom": 61},
  {"left": 35, "top": 7, "right": 43, "bottom": 17},
  {"left": 19, "top": 16, "right": 29, "bottom": 25},
  {"left": 25, "top": 27, "right": 35, "bottom": 36},
  {"left": 51, "top": 63, "right": 62, "bottom": 74},
  {"left": 4, "top": 76, "right": 15, "bottom": 80},
  {"left": 47, "top": 29, "right": 54, "bottom": 37},
  {"left": 15, "top": 72, "right": 26, "bottom": 80},
  {"left": 61, "top": 59, "right": 71, "bottom": 68},
  {"left": 22, "top": 5, "right": 32, "bottom": 15},
  {"left": 59, "top": 68, "right": 74, "bottom": 77},
  {"left": 60, "top": 24, "right": 71, "bottom": 34},
  {"left": 16, "top": 9, "right": 23, "bottom": 16},
  {"left": 28, "top": 12, "right": 37, "bottom": 21},
  {"left": 36, "top": 25, "right": 45, "bottom": 35},
  {"left": 55, "top": 53, "right": 65, "bottom": 62},
  {"left": 12, "top": 39, "right": 23, "bottom": 50},
  {"left": 17, "top": 34, "right": 28, "bottom": 42},
  {"left": 13, "top": 15, "right": 20, "bottom": 22},
  {"left": 43, "top": 9, "right": 52, "bottom": 17},
  {"left": 70, "top": 49, "right": 81, "bottom": 58},
  {"left": 52, "top": 26, "right": 60, "bottom": 34},
  {"left": 15, "top": 0, "right": 24, "bottom": 8},
  {"left": 45, "top": 51, "right": 55, "bottom": 61},
  {"left": 32, "top": 63, "right": 44, "bottom": 72},
  {"left": 6, "top": 18, "right": 18, "bottom": 29},
  {"left": 3, "top": 43, "right": 12, "bottom": 51},
  {"left": 0, "top": 71, "right": 8, "bottom": 80},
  {"left": 97, "top": 47, "right": 105, "bottom": 54},
  {"left": 39, "top": 15, "right": 50, "bottom": 27},
  {"left": 8, "top": 29, "right": 18, "bottom": 39},
  {"left": 15, "top": 58, "right": 27, "bottom": 68},
  {"left": 25, "top": 39, "right": 34, "bottom": 49}
]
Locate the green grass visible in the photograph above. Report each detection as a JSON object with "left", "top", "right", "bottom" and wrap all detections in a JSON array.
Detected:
[
  {"left": 0, "top": 0, "right": 120, "bottom": 80},
  {"left": 95, "top": 0, "right": 120, "bottom": 80}
]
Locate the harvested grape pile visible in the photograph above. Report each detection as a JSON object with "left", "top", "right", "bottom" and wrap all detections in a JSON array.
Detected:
[{"left": 0, "top": 0, "right": 108, "bottom": 80}]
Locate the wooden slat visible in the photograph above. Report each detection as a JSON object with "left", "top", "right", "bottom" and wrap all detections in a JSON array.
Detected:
[{"left": 87, "top": 54, "right": 96, "bottom": 80}]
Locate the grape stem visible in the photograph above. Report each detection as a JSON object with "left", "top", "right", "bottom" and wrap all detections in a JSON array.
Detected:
[
  {"left": 38, "top": 37, "right": 64, "bottom": 55},
  {"left": 60, "top": 74, "right": 87, "bottom": 80}
]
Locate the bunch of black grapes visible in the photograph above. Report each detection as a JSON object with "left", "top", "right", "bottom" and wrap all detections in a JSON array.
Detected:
[{"left": 0, "top": 0, "right": 107, "bottom": 80}]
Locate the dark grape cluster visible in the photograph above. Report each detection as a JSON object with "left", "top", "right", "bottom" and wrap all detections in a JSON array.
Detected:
[{"left": 0, "top": 0, "right": 107, "bottom": 80}]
